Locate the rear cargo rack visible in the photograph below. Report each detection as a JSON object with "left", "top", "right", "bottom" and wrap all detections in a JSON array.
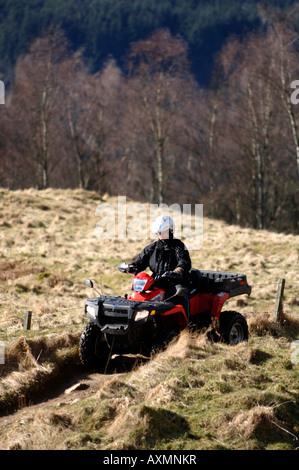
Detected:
[{"left": 190, "top": 269, "right": 251, "bottom": 297}]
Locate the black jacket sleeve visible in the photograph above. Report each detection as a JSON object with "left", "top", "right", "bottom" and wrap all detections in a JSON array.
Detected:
[
  {"left": 129, "top": 242, "right": 156, "bottom": 273},
  {"left": 173, "top": 240, "right": 192, "bottom": 275}
]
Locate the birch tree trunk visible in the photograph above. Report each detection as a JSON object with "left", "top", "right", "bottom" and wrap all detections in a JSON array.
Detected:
[
  {"left": 143, "top": 85, "right": 166, "bottom": 205},
  {"left": 41, "top": 88, "right": 49, "bottom": 189},
  {"left": 248, "top": 82, "right": 264, "bottom": 230},
  {"left": 157, "top": 139, "right": 164, "bottom": 205},
  {"left": 277, "top": 27, "right": 299, "bottom": 177},
  {"left": 67, "top": 105, "right": 84, "bottom": 189},
  {"left": 279, "top": 55, "right": 299, "bottom": 177}
]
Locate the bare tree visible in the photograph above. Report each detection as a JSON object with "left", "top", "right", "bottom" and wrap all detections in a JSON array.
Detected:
[
  {"left": 217, "top": 31, "right": 284, "bottom": 229},
  {"left": 59, "top": 55, "right": 123, "bottom": 192},
  {"left": 125, "top": 29, "right": 192, "bottom": 204},
  {"left": 7, "top": 27, "right": 68, "bottom": 188},
  {"left": 267, "top": 22, "right": 299, "bottom": 177}
]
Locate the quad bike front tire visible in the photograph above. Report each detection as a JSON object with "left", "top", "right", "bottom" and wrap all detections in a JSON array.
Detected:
[
  {"left": 79, "top": 321, "right": 109, "bottom": 369},
  {"left": 219, "top": 311, "right": 248, "bottom": 345},
  {"left": 150, "top": 328, "right": 180, "bottom": 355}
]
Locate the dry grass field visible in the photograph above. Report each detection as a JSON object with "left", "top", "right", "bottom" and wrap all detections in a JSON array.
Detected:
[{"left": 0, "top": 188, "right": 298, "bottom": 450}]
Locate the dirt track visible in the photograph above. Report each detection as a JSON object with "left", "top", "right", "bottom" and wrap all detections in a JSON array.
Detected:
[
  {"left": 0, "top": 354, "right": 146, "bottom": 438},
  {"left": 0, "top": 369, "right": 107, "bottom": 432}
]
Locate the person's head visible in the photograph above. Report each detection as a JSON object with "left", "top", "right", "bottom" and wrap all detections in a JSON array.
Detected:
[{"left": 151, "top": 215, "right": 174, "bottom": 241}]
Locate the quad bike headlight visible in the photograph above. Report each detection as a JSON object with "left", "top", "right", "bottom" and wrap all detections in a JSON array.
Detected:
[
  {"left": 134, "top": 309, "right": 155, "bottom": 322},
  {"left": 134, "top": 310, "right": 150, "bottom": 322},
  {"left": 85, "top": 304, "right": 96, "bottom": 319}
]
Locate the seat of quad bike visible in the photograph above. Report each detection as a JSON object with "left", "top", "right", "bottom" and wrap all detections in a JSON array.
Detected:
[{"left": 190, "top": 269, "right": 206, "bottom": 293}]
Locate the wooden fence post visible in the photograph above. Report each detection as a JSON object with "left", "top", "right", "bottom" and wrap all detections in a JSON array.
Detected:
[
  {"left": 24, "top": 311, "right": 32, "bottom": 330},
  {"left": 273, "top": 279, "right": 285, "bottom": 323}
]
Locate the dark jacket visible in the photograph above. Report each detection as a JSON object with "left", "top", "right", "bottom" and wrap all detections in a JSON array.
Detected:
[{"left": 130, "top": 238, "right": 191, "bottom": 279}]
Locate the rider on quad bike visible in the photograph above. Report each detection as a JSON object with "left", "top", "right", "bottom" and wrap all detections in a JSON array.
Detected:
[
  {"left": 79, "top": 215, "right": 251, "bottom": 371},
  {"left": 125, "top": 215, "right": 192, "bottom": 318}
]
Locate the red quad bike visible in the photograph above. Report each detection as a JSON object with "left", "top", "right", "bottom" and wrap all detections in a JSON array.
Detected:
[{"left": 79, "top": 265, "right": 251, "bottom": 370}]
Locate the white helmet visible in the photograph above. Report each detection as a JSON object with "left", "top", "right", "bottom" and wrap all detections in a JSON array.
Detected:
[{"left": 151, "top": 215, "right": 174, "bottom": 234}]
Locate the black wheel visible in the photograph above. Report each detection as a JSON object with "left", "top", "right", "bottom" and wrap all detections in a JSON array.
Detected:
[
  {"left": 79, "top": 321, "right": 109, "bottom": 369},
  {"left": 219, "top": 311, "right": 248, "bottom": 345},
  {"left": 150, "top": 328, "right": 180, "bottom": 355}
]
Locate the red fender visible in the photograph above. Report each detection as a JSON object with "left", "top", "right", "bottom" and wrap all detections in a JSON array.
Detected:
[
  {"left": 129, "top": 287, "right": 165, "bottom": 302},
  {"left": 160, "top": 305, "right": 188, "bottom": 328},
  {"left": 211, "top": 292, "right": 230, "bottom": 319}
]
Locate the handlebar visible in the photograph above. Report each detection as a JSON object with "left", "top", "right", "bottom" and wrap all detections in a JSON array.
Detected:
[{"left": 118, "top": 262, "right": 129, "bottom": 273}]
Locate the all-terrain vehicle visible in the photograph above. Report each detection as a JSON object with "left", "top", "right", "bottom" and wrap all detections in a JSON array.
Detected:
[{"left": 79, "top": 265, "right": 252, "bottom": 370}]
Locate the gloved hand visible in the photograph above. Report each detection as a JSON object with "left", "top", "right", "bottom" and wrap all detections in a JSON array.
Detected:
[
  {"left": 161, "top": 271, "right": 182, "bottom": 280},
  {"left": 126, "top": 264, "right": 136, "bottom": 274}
]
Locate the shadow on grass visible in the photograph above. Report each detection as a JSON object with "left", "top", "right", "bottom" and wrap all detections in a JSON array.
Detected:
[{"left": 130, "top": 405, "right": 190, "bottom": 448}]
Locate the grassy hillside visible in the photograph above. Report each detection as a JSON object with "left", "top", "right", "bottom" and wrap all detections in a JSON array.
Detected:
[{"left": 0, "top": 188, "right": 298, "bottom": 450}]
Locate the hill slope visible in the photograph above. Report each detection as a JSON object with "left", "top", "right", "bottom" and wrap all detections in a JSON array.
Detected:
[{"left": 0, "top": 188, "right": 298, "bottom": 450}]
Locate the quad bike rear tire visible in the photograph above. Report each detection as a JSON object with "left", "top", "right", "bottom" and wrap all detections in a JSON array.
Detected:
[
  {"left": 219, "top": 311, "right": 248, "bottom": 345},
  {"left": 79, "top": 321, "right": 109, "bottom": 369}
]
